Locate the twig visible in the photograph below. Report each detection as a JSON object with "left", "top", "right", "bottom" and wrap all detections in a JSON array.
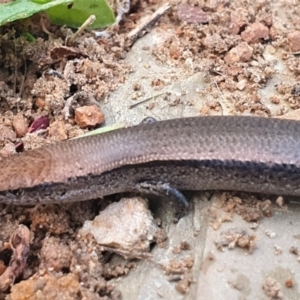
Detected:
[
  {"left": 13, "top": 30, "right": 17, "bottom": 96},
  {"left": 129, "top": 92, "right": 166, "bottom": 109},
  {"left": 127, "top": 3, "right": 171, "bottom": 46},
  {"left": 67, "top": 15, "right": 96, "bottom": 45},
  {"left": 212, "top": 81, "right": 225, "bottom": 115},
  {"left": 19, "top": 56, "right": 26, "bottom": 98},
  {"left": 40, "top": 15, "right": 53, "bottom": 37}
]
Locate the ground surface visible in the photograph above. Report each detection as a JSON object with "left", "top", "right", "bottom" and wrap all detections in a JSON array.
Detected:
[{"left": 1, "top": 0, "right": 300, "bottom": 299}]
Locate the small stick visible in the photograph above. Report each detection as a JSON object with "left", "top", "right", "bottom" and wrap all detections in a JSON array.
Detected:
[
  {"left": 40, "top": 15, "right": 53, "bottom": 36},
  {"left": 212, "top": 81, "right": 225, "bottom": 115},
  {"left": 129, "top": 92, "right": 166, "bottom": 109},
  {"left": 67, "top": 15, "right": 96, "bottom": 45},
  {"left": 127, "top": 3, "right": 171, "bottom": 46}
]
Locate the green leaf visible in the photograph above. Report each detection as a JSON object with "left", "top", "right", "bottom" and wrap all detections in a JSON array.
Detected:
[
  {"left": 0, "top": 0, "right": 73, "bottom": 26},
  {"left": 46, "top": 0, "right": 115, "bottom": 29},
  {"left": 22, "top": 31, "right": 36, "bottom": 42},
  {"left": 71, "top": 123, "right": 126, "bottom": 139}
]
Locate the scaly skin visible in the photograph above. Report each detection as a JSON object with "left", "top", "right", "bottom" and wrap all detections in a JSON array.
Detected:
[{"left": 1, "top": 116, "right": 300, "bottom": 205}]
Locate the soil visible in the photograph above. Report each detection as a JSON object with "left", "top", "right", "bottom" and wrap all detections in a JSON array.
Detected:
[{"left": 1, "top": 0, "right": 300, "bottom": 299}]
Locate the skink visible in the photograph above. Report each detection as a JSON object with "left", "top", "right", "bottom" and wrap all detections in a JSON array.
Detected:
[{"left": 1, "top": 116, "right": 300, "bottom": 206}]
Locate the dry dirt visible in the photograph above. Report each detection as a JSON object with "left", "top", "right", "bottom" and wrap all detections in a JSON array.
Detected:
[{"left": 1, "top": 0, "right": 300, "bottom": 299}]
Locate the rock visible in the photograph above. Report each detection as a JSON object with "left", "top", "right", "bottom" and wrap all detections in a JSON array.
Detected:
[
  {"left": 75, "top": 105, "right": 105, "bottom": 128},
  {"left": 0, "top": 124, "right": 16, "bottom": 144},
  {"left": 288, "top": 31, "right": 300, "bottom": 52},
  {"left": 224, "top": 42, "right": 253, "bottom": 63},
  {"left": 10, "top": 273, "right": 81, "bottom": 300},
  {"left": 241, "top": 22, "right": 269, "bottom": 44},
  {"left": 80, "top": 197, "right": 161, "bottom": 258},
  {"left": 237, "top": 79, "right": 247, "bottom": 90},
  {"left": 12, "top": 114, "right": 28, "bottom": 137},
  {"left": 177, "top": 3, "right": 209, "bottom": 24}
]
